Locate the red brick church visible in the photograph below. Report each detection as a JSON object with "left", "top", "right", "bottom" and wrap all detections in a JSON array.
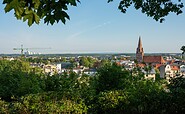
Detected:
[{"left": 136, "top": 37, "right": 165, "bottom": 64}]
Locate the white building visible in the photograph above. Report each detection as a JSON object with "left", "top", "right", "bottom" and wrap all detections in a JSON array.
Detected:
[
  {"left": 119, "top": 60, "right": 135, "bottom": 70},
  {"left": 141, "top": 68, "right": 156, "bottom": 81},
  {"left": 73, "top": 67, "right": 85, "bottom": 74},
  {"left": 180, "top": 65, "right": 185, "bottom": 75},
  {"left": 83, "top": 69, "right": 97, "bottom": 76},
  {"left": 56, "top": 63, "right": 62, "bottom": 73},
  {"left": 44, "top": 64, "right": 57, "bottom": 76},
  {"left": 159, "top": 64, "right": 174, "bottom": 80}
]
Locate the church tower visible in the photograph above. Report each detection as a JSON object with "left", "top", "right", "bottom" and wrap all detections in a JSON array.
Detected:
[{"left": 136, "top": 36, "right": 144, "bottom": 63}]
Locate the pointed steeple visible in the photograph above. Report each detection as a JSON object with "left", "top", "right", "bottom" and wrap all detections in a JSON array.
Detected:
[
  {"left": 136, "top": 36, "right": 144, "bottom": 63},
  {"left": 138, "top": 36, "right": 142, "bottom": 48}
]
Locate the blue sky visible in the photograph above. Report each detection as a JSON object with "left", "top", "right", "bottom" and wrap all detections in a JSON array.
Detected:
[{"left": 0, "top": 0, "right": 185, "bottom": 54}]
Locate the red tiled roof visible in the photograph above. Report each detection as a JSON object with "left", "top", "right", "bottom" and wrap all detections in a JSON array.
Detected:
[
  {"left": 170, "top": 65, "right": 179, "bottom": 71},
  {"left": 155, "top": 64, "right": 163, "bottom": 69},
  {"left": 116, "top": 62, "right": 121, "bottom": 66},
  {"left": 143, "top": 56, "right": 165, "bottom": 64},
  {"left": 137, "top": 63, "right": 146, "bottom": 68}
]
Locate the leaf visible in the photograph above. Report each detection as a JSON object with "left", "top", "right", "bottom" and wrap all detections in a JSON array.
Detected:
[
  {"left": 69, "top": 0, "right": 77, "bottom": 6},
  {"left": 33, "top": 12, "right": 40, "bottom": 24},
  {"left": 50, "top": 16, "right": 55, "bottom": 25},
  {"left": 60, "top": 18, "right": 66, "bottom": 24},
  {"left": 4, "top": 0, "right": 18, "bottom": 13},
  {"left": 28, "top": 13, "right": 33, "bottom": 27},
  {"left": 32, "top": 0, "right": 40, "bottom": 9},
  {"left": 23, "top": 14, "right": 30, "bottom": 22},
  {"left": 4, "top": 4, "right": 13, "bottom": 13},
  {"left": 108, "top": 0, "right": 113, "bottom": 3}
]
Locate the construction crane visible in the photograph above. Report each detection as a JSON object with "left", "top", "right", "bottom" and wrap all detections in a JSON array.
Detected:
[{"left": 13, "top": 45, "right": 51, "bottom": 55}]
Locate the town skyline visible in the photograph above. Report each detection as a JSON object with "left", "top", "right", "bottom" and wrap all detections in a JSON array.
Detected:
[{"left": 0, "top": 0, "right": 185, "bottom": 54}]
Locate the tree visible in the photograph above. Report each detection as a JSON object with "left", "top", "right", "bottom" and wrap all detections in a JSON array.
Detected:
[
  {"left": 95, "top": 63, "right": 130, "bottom": 93},
  {"left": 0, "top": 92, "right": 88, "bottom": 113},
  {"left": 100, "top": 59, "right": 111, "bottom": 68},
  {"left": 2, "top": 0, "right": 183, "bottom": 26},
  {"left": 181, "top": 46, "right": 185, "bottom": 59},
  {"left": 79, "top": 57, "right": 96, "bottom": 68},
  {"left": 79, "top": 57, "right": 89, "bottom": 67},
  {"left": 91, "top": 63, "right": 170, "bottom": 114},
  {"left": 108, "top": 0, "right": 183, "bottom": 23},
  {"left": 0, "top": 60, "right": 43, "bottom": 101},
  {"left": 166, "top": 76, "right": 185, "bottom": 113}
]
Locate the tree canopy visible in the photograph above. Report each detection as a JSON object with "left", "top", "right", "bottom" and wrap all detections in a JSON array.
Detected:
[
  {"left": 1, "top": 60, "right": 185, "bottom": 113},
  {"left": 181, "top": 46, "right": 185, "bottom": 59},
  {"left": 2, "top": 0, "right": 184, "bottom": 26}
]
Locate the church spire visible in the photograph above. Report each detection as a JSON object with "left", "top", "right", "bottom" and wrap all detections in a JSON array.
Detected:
[
  {"left": 136, "top": 36, "right": 144, "bottom": 63},
  {"left": 138, "top": 36, "right": 142, "bottom": 48}
]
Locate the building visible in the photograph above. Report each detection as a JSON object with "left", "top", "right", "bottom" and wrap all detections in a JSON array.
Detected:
[
  {"left": 170, "top": 65, "right": 180, "bottom": 74},
  {"left": 141, "top": 68, "right": 156, "bottom": 81},
  {"left": 180, "top": 65, "right": 185, "bottom": 75},
  {"left": 44, "top": 64, "right": 57, "bottom": 76},
  {"left": 159, "top": 64, "right": 174, "bottom": 79},
  {"left": 136, "top": 36, "right": 144, "bottom": 63},
  {"left": 83, "top": 68, "right": 97, "bottom": 76},
  {"left": 136, "top": 37, "right": 165, "bottom": 65},
  {"left": 143, "top": 56, "right": 165, "bottom": 64},
  {"left": 73, "top": 67, "right": 85, "bottom": 74}
]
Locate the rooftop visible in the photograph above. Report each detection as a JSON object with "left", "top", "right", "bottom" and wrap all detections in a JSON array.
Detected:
[{"left": 143, "top": 56, "right": 165, "bottom": 64}]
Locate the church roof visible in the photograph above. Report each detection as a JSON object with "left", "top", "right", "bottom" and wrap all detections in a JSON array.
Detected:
[{"left": 143, "top": 56, "right": 165, "bottom": 64}]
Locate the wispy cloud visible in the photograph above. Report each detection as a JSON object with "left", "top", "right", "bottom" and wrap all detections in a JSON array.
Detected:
[
  {"left": 92, "top": 21, "right": 111, "bottom": 30},
  {"left": 68, "top": 21, "right": 111, "bottom": 39},
  {"left": 68, "top": 31, "right": 86, "bottom": 39}
]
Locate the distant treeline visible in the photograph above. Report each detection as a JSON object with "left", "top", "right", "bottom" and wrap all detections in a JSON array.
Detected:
[{"left": 0, "top": 53, "right": 182, "bottom": 58}]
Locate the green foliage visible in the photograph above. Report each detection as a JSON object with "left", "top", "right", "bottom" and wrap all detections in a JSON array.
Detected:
[
  {"left": 0, "top": 98, "right": 9, "bottom": 113},
  {"left": 3, "top": 0, "right": 80, "bottom": 26},
  {"left": 79, "top": 57, "right": 96, "bottom": 68},
  {"left": 169, "top": 76, "right": 185, "bottom": 90},
  {"left": 100, "top": 59, "right": 111, "bottom": 67},
  {"left": 3, "top": 0, "right": 41, "bottom": 26},
  {"left": 181, "top": 45, "right": 185, "bottom": 59},
  {"left": 3, "top": 0, "right": 184, "bottom": 26},
  {"left": 154, "top": 68, "right": 160, "bottom": 81},
  {"left": 1, "top": 60, "right": 185, "bottom": 113},
  {"left": 44, "top": 72, "right": 96, "bottom": 105},
  {"left": 0, "top": 92, "right": 87, "bottom": 114},
  {"left": 165, "top": 76, "right": 185, "bottom": 113},
  {"left": 181, "top": 46, "right": 185, "bottom": 54},
  {"left": 44, "top": 72, "right": 79, "bottom": 93},
  {"left": 91, "top": 63, "right": 176, "bottom": 113},
  {"left": 95, "top": 63, "right": 130, "bottom": 93},
  {"left": 0, "top": 60, "right": 43, "bottom": 101},
  {"left": 125, "top": 80, "right": 166, "bottom": 113},
  {"left": 108, "top": 0, "right": 184, "bottom": 23},
  {"left": 93, "top": 79, "right": 170, "bottom": 113},
  {"left": 95, "top": 90, "right": 129, "bottom": 113},
  {"left": 75, "top": 74, "right": 96, "bottom": 105}
]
